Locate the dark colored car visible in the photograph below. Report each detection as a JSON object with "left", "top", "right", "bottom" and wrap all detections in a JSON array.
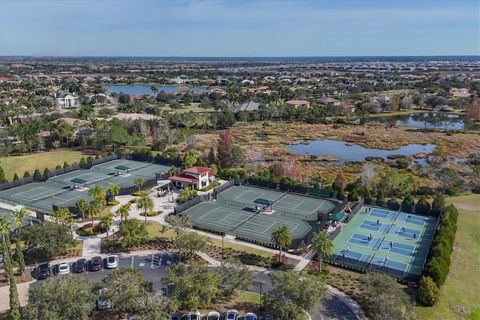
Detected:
[
  {"left": 36, "top": 263, "right": 51, "bottom": 280},
  {"left": 90, "top": 256, "right": 102, "bottom": 271},
  {"left": 74, "top": 258, "right": 87, "bottom": 273}
]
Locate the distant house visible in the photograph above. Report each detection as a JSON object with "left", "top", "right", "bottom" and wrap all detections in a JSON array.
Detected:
[
  {"left": 228, "top": 101, "right": 260, "bottom": 113},
  {"left": 450, "top": 88, "right": 471, "bottom": 98},
  {"left": 100, "top": 77, "right": 113, "bottom": 83},
  {"left": 285, "top": 99, "right": 310, "bottom": 108},
  {"left": 372, "top": 95, "right": 391, "bottom": 104},
  {"left": 341, "top": 102, "right": 356, "bottom": 113},
  {"left": 241, "top": 79, "right": 254, "bottom": 86},
  {"left": 169, "top": 166, "right": 215, "bottom": 190},
  {"left": 317, "top": 97, "right": 341, "bottom": 106},
  {"left": 83, "top": 76, "right": 96, "bottom": 83},
  {"left": 55, "top": 90, "right": 79, "bottom": 109}
]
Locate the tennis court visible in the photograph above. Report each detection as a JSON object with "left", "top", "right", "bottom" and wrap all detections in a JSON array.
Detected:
[
  {"left": 330, "top": 205, "right": 438, "bottom": 280},
  {"left": 182, "top": 185, "right": 336, "bottom": 246},
  {"left": 0, "top": 159, "right": 170, "bottom": 213}
]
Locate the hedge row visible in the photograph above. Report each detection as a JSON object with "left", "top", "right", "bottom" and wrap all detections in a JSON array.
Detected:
[{"left": 419, "top": 204, "right": 459, "bottom": 306}]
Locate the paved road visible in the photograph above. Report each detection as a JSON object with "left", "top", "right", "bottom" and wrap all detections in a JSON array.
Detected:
[{"left": 36, "top": 254, "right": 357, "bottom": 320}]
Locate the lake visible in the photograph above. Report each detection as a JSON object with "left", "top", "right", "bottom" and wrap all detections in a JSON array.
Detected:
[
  {"left": 369, "top": 113, "right": 467, "bottom": 131},
  {"left": 284, "top": 139, "right": 436, "bottom": 162},
  {"left": 104, "top": 85, "right": 209, "bottom": 95}
]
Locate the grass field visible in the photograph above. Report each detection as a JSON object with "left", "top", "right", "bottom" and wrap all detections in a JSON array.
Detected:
[
  {"left": 0, "top": 150, "right": 84, "bottom": 180},
  {"left": 415, "top": 195, "right": 480, "bottom": 320}
]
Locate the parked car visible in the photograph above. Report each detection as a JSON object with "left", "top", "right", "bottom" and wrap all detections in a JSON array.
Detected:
[
  {"left": 263, "top": 314, "right": 273, "bottom": 320},
  {"left": 226, "top": 310, "right": 239, "bottom": 320},
  {"left": 106, "top": 255, "right": 117, "bottom": 269},
  {"left": 36, "top": 263, "right": 51, "bottom": 280},
  {"left": 58, "top": 262, "right": 70, "bottom": 275},
  {"left": 74, "top": 258, "right": 87, "bottom": 273},
  {"left": 90, "top": 256, "right": 102, "bottom": 271},
  {"left": 206, "top": 311, "right": 220, "bottom": 320},
  {"left": 244, "top": 313, "right": 257, "bottom": 320},
  {"left": 188, "top": 311, "right": 201, "bottom": 320}
]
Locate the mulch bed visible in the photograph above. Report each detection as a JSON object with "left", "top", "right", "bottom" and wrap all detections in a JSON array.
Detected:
[{"left": 0, "top": 266, "right": 34, "bottom": 287}]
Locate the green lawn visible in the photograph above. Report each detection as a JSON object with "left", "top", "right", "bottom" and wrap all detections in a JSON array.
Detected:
[
  {"left": 164, "top": 103, "right": 215, "bottom": 114},
  {"left": 143, "top": 220, "right": 274, "bottom": 257},
  {"left": 233, "top": 290, "right": 261, "bottom": 305},
  {"left": 415, "top": 195, "right": 480, "bottom": 320},
  {"left": 0, "top": 150, "right": 85, "bottom": 180}
]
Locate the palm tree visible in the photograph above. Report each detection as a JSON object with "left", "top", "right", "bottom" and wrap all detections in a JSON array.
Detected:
[
  {"left": 108, "top": 183, "right": 120, "bottom": 201},
  {"left": 116, "top": 203, "right": 130, "bottom": 222},
  {"left": 100, "top": 214, "right": 114, "bottom": 237},
  {"left": 271, "top": 224, "right": 292, "bottom": 263},
  {"left": 86, "top": 200, "right": 102, "bottom": 227},
  {"left": 168, "top": 165, "right": 178, "bottom": 176},
  {"left": 76, "top": 198, "right": 89, "bottom": 221},
  {"left": 52, "top": 207, "right": 70, "bottom": 226},
  {"left": 89, "top": 185, "right": 106, "bottom": 205},
  {"left": 311, "top": 231, "right": 334, "bottom": 272},
  {"left": 133, "top": 178, "right": 145, "bottom": 192},
  {"left": 11, "top": 208, "right": 29, "bottom": 235},
  {"left": 0, "top": 216, "right": 12, "bottom": 243},
  {"left": 136, "top": 194, "right": 154, "bottom": 224}
]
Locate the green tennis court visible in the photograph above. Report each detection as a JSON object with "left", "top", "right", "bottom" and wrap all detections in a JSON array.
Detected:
[
  {"left": 182, "top": 185, "right": 336, "bottom": 246},
  {"left": 0, "top": 159, "right": 170, "bottom": 213},
  {"left": 330, "top": 206, "right": 438, "bottom": 280}
]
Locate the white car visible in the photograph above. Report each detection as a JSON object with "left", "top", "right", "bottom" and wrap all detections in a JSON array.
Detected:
[
  {"left": 226, "top": 309, "right": 239, "bottom": 320},
  {"left": 245, "top": 312, "right": 258, "bottom": 320},
  {"left": 207, "top": 311, "right": 220, "bottom": 320},
  {"left": 106, "top": 255, "right": 117, "bottom": 269},
  {"left": 57, "top": 262, "right": 70, "bottom": 275}
]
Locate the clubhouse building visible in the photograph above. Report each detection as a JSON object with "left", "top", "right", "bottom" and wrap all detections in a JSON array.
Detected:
[{"left": 169, "top": 166, "right": 215, "bottom": 190}]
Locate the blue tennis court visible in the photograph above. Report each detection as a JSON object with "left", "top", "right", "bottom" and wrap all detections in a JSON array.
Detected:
[
  {"left": 388, "top": 225, "right": 421, "bottom": 239},
  {"left": 368, "top": 208, "right": 397, "bottom": 220},
  {"left": 359, "top": 220, "right": 389, "bottom": 233},
  {"left": 349, "top": 233, "right": 382, "bottom": 249},
  {"left": 379, "top": 240, "right": 415, "bottom": 256},
  {"left": 396, "top": 212, "right": 427, "bottom": 226},
  {"left": 331, "top": 205, "right": 439, "bottom": 280},
  {"left": 370, "top": 255, "right": 408, "bottom": 270}
]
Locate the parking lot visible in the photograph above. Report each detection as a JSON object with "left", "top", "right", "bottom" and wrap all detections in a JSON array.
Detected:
[{"left": 32, "top": 253, "right": 356, "bottom": 320}]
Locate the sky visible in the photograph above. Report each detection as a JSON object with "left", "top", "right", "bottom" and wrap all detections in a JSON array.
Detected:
[{"left": 0, "top": 0, "right": 479, "bottom": 57}]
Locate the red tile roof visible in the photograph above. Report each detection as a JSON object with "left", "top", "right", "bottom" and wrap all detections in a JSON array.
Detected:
[
  {"left": 169, "top": 174, "right": 199, "bottom": 184},
  {"left": 182, "top": 166, "right": 213, "bottom": 175}
]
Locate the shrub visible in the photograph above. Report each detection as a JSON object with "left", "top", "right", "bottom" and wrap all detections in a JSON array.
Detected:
[
  {"left": 140, "top": 211, "right": 162, "bottom": 217},
  {"left": 132, "top": 191, "right": 144, "bottom": 197},
  {"left": 396, "top": 158, "right": 410, "bottom": 169},
  {"left": 348, "top": 190, "right": 359, "bottom": 202},
  {"left": 416, "top": 195, "right": 431, "bottom": 209},
  {"left": 106, "top": 200, "right": 120, "bottom": 206},
  {"left": 418, "top": 276, "right": 440, "bottom": 306}
]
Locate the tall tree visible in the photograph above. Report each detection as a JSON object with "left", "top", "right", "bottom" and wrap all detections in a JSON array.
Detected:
[
  {"left": 217, "top": 129, "right": 233, "bottom": 168},
  {"left": 133, "top": 177, "right": 145, "bottom": 192},
  {"left": 466, "top": 97, "right": 480, "bottom": 121},
  {"left": 136, "top": 194, "right": 154, "bottom": 223},
  {"left": 100, "top": 214, "right": 114, "bottom": 237},
  {"left": 23, "top": 275, "right": 96, "bottom": 320},
  {"left": 12, "top": 208, "right": 29, "bottom": 235},
  {"left": 107, "top": 183, "right": 120, "bottom": 201},
  {"left": 88, "top": 185, "right": 106, "bottom": 205},
  {"left": 311, "top": 231, "right": 334, "bottom": 272},
  {"left": 0, "top": 165, "right": 7, "bottom": 183},
  {"left": 271, "top": 224, "right": 292, "bottom": 263},
  {"left": 75, "top": 198, "right": 89, "bottom": 221},
  {"left": 116, "top": 203, "right": 130, "bottom": 222},
  {"left": 86, "top": 200, "right": 102, "bottom": 226},
  {"left": 14, "top": 237, "right": 25, "bottom": 275}
]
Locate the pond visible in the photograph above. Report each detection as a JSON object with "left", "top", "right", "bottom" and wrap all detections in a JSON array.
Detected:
[
  {"left": 104, "top": 85, "right": 209, "bottom": 95},
  {"left": 368, "top": 113, "right": 468, "bottom": 131},
  {"left": 284, "top": 139, "right": 436, "bottom": 162}
]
